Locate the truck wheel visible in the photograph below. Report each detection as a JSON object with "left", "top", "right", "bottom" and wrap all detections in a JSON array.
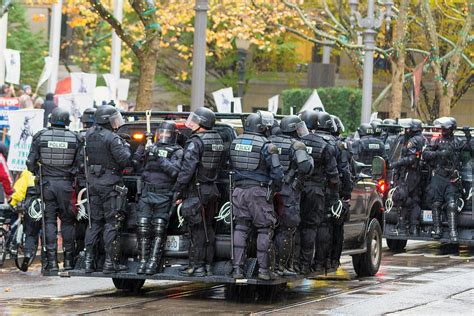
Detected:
[
  {"left": 386, "top": 238, "right": 407, "bottom": 253},
  {"left": 352, "top": 219, "right": 382, "bottom": 277},
  {"left": 112, "top": 278, "right": 145, "bottom": 292}
]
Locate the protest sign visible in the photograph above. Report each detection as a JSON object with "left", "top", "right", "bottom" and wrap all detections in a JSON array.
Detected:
[
  {"left": 4, "top": 49, "right": 20, "bottom": 85},
  {"left": 0, "top": 97, "right": 20, "bottom": 128},
  {"left": 71, "top": 72, "right": 97, "bottom": 95},
  {"left": 7, "top": 109, "right": 44, "bottom": 171},
  {"left": 212, "top": 87, "right": 234, "bottom": 113}
]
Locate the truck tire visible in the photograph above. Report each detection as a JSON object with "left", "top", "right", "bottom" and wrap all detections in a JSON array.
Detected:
[
  {"left": 386, "top": 238, "right": 407, "bottom": 253},
  {"left": 352, "top": 219, "right": 382, "bottom": 277},
  {"left": 112, "top": 278, "right": 145, "bottom": 292}
]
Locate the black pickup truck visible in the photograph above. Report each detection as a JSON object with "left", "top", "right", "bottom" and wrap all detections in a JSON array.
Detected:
[
  {"left": 381, "top": 129, "right": 473, "bottom": 252},
  {"left": 57, "top": 112, "right": 385, "bottom": 292}
]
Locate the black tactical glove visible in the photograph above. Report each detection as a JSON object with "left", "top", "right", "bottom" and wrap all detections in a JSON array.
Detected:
[
  {"left": 272, "top": 180, "right": 282, "bottom": 193},
  {"left": 462, "top": 126, "right": 472, "bottom": 141}
]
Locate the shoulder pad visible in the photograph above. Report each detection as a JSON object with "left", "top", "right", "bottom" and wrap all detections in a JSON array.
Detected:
[
  {"left": 267, "top": 143, "right": 279, "bottom": 155},
  {"left": 292, "top": 140, "right": 306, "bottom": 151},
  {"left": 322, "top": 135, "right": 332, "bottom": 142}
]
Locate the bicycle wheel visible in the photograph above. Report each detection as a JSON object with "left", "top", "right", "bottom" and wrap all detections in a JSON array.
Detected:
[{"left": 0, "top": 229, "right": 7, "bottom": 267}]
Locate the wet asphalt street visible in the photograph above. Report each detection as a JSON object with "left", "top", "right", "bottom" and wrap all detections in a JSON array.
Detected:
[{"left": 0, "top": 241, "right": 473, "bottom": 315}]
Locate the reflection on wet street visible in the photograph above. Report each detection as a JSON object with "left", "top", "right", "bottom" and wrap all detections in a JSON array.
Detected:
[{"left": 1, "top": 241, "right": 473, "bottom": 315}]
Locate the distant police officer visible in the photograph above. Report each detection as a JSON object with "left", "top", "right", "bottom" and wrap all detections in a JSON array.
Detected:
[
  {"left": 351, "top": 123, "right": 387, "bottom": 166},
  {"left": 174, "top": 107, "right": 224, "bottom": 277},
  {"left": 422, "top": 117, "right": 471, "bottom": 241},
  {"left": 329, "top": 115, "right": 353, "bottom": 268},
  {"left": 27, "top": 107, "right": 82, "bottom": 272},
  {"left": 230, "top": 111, "right": 284, "bottom": 280},
  {"left": 298, "top": 110, "right": 339, "bottom": 274},
  {"left": 389, "top": 119, "right": 426, "bottom": 236},
  {"left": 83, "top": 105, "right": 131, "bottom": 273},
  {"left": 269, "top": 115, "right": 313, "bottom": 276},
  {"left": 134, "top": 121, "right": 183, "bottom": 275},
  {"left": 381, "top": 118, "right": 400, "bottom": 156}
]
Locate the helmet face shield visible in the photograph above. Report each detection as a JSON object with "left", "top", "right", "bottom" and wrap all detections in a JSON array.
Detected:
[
  {"left": 295, "top": 121, "right": 309, "bottom": 137},
  {"left": 109, "top": 112, "right": 124, "bottom": 130},
  {"left": 185, "top": 112, "right": 202, "bottom": 130},
  {"left": 258, "top": 110, "right": 274, "bottom": 128},
  {"left": 158, "top": 128, "right": 175, "bottom": 144}
]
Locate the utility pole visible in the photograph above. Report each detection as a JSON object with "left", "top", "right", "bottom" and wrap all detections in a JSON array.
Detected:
[
  {"left": 0, "top": 11, "right": 7, "bottom": 85},
  {"left": 190, "top": 0, "right": 209, "bottom": 111},
  {"left": 349, "top": 0, "right": 393, "bottom": 123},
  {"left": 110, "top": 0, "right": 123, "bottom": 81},
  {"left": 47, "top": 0, "right": 63, "bottom": 93}
]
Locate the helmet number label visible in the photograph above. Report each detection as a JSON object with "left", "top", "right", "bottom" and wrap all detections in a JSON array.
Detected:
[
  {"left": 158, "top": 149, "right": 168, "bottom": 158},
  {"left": 47, "top": 141, "right": 68, "bottom": 149},
  {"left": 235, "top": 144, "right": 252, "bottom": 152},
  {"left": 212, "top": 144, "right": 224, "bottom": 152},
  {"left": 306, "top": 147, "right": 313, "bottom": 154},
  {"left": 368, "top": 144, "right": 380, "bottom": 149}
]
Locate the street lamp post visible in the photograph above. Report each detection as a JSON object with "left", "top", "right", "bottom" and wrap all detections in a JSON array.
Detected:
[
  {"left": 349, "top": 0, "right": 393, "bottom": 124},
  {"left": 235, "top": 38, "right": 250, "bottom": 98}
]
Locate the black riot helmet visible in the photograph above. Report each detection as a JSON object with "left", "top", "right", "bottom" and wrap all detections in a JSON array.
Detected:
[
  {"left": 81, "top": 108, "right": 96, "bottom": 129},
  {"left": 271, "top": 119, "right": 282, "bottom": 136},
  {"left": 49, "top": 107, "right": 71, "bottom": 127},
  {"left": 185, "top": 107, "right": 216, "bottom": 131},
  {"left": 315, "top": 111, "right": 336, "bottom": 133},
  {"left": 298, "top": 110, "right": 318, "bottom": 131},
  {"left": 409, "top": 119, "right": 422, "bottom": 133},
  {"left": 434, "top": 116, "right": 457, "bottom": 138},
  {"left": 331, "top": 115, "right": 345, "bottom": 136},
  {"left": 244, "top": 111, "right": 274, "bottom": 134},
  {"left": 156, "top": 120, "right": 178, "bottom": 145},
  {"left": 94, "top": 105, "right": 124, "bottom": 130},
  {"left": 370, "top": 118, "right": 383, "bottom": 136},
  {"left": 357, "top": 123, "right": 374, "bottom": 137},
  {"left": 280, "top": 115, "right": 309, "bottom": 138}
]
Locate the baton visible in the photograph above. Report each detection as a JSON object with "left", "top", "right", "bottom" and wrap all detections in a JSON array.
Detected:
[
  {"left": 82, "top": 141, "right": 92, "bottom": 229},
  {"left": 229, "top": 171, "right": 234, "bottom": 261},
  {"left": 38, "top": 163, "right": 47, "bottom": 254},
  {"left": 145, "top": 110, "right": 153, "bottom": 150}
]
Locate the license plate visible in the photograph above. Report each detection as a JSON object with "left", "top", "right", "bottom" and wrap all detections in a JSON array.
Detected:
[
  {"left": 165, "top": 235, "right": 181, "bottom": 251},
  {"left": 423, "top": 210, "right": 433, "bottom": 222}
]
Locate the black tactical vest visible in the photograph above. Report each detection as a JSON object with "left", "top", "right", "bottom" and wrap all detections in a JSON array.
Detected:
[
  {"left": 149, "top": 143, "right": 180, "bottom": 161},
  {"left": 269, "top": 135, "right": 292, "bottom": 172},
  {"left": 434, "top": 136, "right": 462, "bottom": 173},
  {"left": 194, "top": 131, "right": 224, "bottom": 181},
  {"left": 358, "top": 137, "right": 385, "bottom": 165},
  {"left": 301, "top": 133, "right": 327, "bottom": 181},
  {"left": 86, "top": 126, "right": 120, "bottom": 170},
  {"left": 230, "top": 133, "right": 269, "bottom": 172},
  {"left": 39, "top": 128, "right": 78, "bottom": 167}
]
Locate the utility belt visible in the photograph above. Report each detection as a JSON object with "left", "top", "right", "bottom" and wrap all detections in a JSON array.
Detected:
[
  {"left": 42, "top": 175, "right": 72, "bottom": 181},
  {"left": 142, "top": 182, "right": 171, "bottom": 194},
  {"left": 88, "top": 164, "right": 120, "bottom": 177},
  {"left": 235, "top": 179, "right": 269, "bottom": 189}
]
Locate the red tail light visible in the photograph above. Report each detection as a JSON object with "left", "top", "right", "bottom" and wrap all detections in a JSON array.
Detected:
[{"left": 377, "top": 179, "right": 388, "bottom": 194}]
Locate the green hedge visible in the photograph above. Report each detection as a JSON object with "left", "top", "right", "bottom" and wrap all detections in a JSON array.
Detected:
[{"left": 281, "top": 87, "right": 362, "bottom": 133}]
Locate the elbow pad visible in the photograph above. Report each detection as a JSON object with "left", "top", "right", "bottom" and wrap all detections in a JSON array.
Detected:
[{"left": 295, "top": 149, "right": 310, "bottom": 164}]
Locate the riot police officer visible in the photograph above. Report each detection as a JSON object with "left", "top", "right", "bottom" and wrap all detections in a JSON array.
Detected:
[
  {"left": 422, "top": 117, "right": 471, "bottom": 241},
  {"left": 269, "top": 115, "right": 313, "bottom": 276},
  {"left": 389, "top": 119, "right": 426, "bottom": 236},
  {"left": 381, "top": 118, "right": 400, "bottom": 156},
  {"left": 350, "top": 123, "right": 387, "bottom": 166},
  {"left": 298, "top": 110, "right": 339, "bottom": 274},
  {"left": 81, "top": 108, "right": 96, "bottom": 130},
  {"left": 173, "top": 107, "right": 224, "bottom": 277},
  {"left": 27, "top": 107, "right": 82, "bottom": 272},
  {"left": 134, "top": 121, "right": 183, "bottom": 275},
  {"left": 83, "top": 105, "right": 131, "bottom": 273},
  {"left": 370, "top": 118, "right": 384, "bottom": 141},
  {"left": 230, "top": 111, "right": 283, "bottom": 280},
  {"left": 329, "top": 114, "right": 353, "bottom": 268}
]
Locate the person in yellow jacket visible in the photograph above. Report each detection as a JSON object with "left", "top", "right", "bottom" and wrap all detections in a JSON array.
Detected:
[{"left": 9, "top": 169, "right": 42, "bottom": 271}]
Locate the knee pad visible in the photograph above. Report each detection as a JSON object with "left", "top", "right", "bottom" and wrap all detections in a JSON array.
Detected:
[
  {"left": 432, "top": 201, "right": 443, "bottom": 211},
  {"left": 258, "top": 227, "right": 274, "bottom": 239},
  {"left": 446, "top": 199, "right": 457, "bottom": 213},
  {"left": 137, "top": 217, "right": 151, "bottom": 234}
]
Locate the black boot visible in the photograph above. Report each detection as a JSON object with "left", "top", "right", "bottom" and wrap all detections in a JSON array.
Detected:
[
  {"left": 447, "top": 210, "right": 458, "bottom": 242},
  {"left": 84, "top": 249, "right": 95, "bottom": 273},
  {"left": 232, "top": 266, "right": 244, "bottom": 279},
  {"left": 179, "top": 265, "right": 206, "bottom": 277},
  {"left": 45, "top": 250, "right": 59, "bottom": 272},
  {"left": 145, "top": 219, "right": 167, "bottom": 275},
  {"left": 136, "top": 218, "right": 151, "bottom": 274},
  {"left": 40, "top": 250, "right": 47, "bottom": 273},
  {"left": 409, "top": 225, "right": 418, "bottom": 236},
  {"left": 103, "top": 253, "right": 128, "bottom": 274},
  {"left": 205, "top": 264, "right": 213, "bottom": 276},
  {"left": 257, "top": 269, "right": 274, "bottom": 281},
  {"left": 431, "top": 203, "right": 442, "bottom": 239},
  {"left": 63, "top": 250, "right": 74, "bottom": 271}
]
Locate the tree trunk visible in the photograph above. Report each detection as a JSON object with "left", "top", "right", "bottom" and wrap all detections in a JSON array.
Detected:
[
  {"left": 389, "top": 0, "right": 408, "bottom": 119},
  {"left": 136, "top": 53, "right": 158, "bottom": 111}
]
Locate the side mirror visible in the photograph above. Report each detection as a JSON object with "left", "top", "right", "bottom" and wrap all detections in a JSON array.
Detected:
[{"left": 372, "top": 156, "right": 386, "bottom": 180}]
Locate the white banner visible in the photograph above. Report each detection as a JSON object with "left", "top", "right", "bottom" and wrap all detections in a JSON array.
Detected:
[
  {"left": 7, "top": 109, "right": 44, "bottom": 171},
  {"left": 4, "top": 49, "right": 20, "bottom": 85},
  {"left": 231, "top": 97, "right": 242, "bottom": 113},
  {"left": 300, "top": 89, "right": 325, "bottom": 113},
  {"left": 212, "top": 87, "right": 234, "bottom": 113},
  {"left": 117, "top": 78, "right": 130, "bottom": 101},
  {"left": 71, "top": 72, "right": 97, "bottom": 95},
  {"left": 58, "top": 94, "right": 94, "bottom": 131},
  {"left": 94, "top": 86, "right": 112, "bottom": 106},
  {"left": 35, "top": 56, "right": 53, "bottom": 93},
  {"left": 103, "top": 73, "right": 117, "bottom": 100},
  {"left": 268, "top": 95, "right": 279, "bottom": 114}
]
